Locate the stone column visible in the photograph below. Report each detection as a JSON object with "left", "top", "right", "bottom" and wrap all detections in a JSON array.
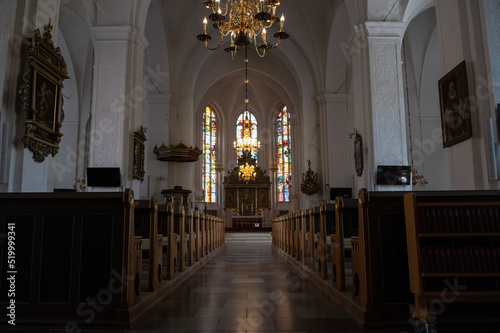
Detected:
[
  {"left": 317, "top": 93, "right": 349, "bottom": 201},
  {"left": 147, "top": 93, "right": 171, "bottom": 199},
  {"left": 89, "top": 26, "right": 148, "bottom": 191},
  {"left": 350, "top": 22, "right": 409, "bottom": 191}
]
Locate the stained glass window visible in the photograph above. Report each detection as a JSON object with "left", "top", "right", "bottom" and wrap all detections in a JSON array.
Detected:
[
  {"left": 202, "top": 106, "right": 217, "bottom": 202},
  {"left": 235, "top": 110, "right": 258, "bottom": 161},
  {"left": 277, "top": 106, "right": 292, "bottom": 202}
]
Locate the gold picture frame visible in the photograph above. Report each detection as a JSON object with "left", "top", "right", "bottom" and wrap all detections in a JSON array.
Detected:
[
  {"left": 354, "top": 131, "right": 363, "bottom": 177},
  {"left": 438, "top": 61, "right": 472, "bottom": 148},
  {"left": 133, "top": 126, "right": 147, "bottom": 182},
  {"left": 18, "top": 21, "right": 69, "bottom": 162}
]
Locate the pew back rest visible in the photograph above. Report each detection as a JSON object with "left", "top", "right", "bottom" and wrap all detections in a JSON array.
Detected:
[{"left": 0, "top": 191, "right": 129, "bottom": 323}]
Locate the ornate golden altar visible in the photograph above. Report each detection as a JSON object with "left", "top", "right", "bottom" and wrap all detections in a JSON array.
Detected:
[{"left": 223, "top": 154, "right": 271, "bottom": 216}]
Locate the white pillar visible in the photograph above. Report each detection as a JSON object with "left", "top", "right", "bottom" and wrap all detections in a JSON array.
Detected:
[
  {"left": 317, "top": 93, "right": 350, "bottom": 201},
  {"left": 167, "top": 95, "right": 196, "bottom": 192},
  {"left": 350, "top": 22, "right": 409, "bottom": 191},
  {"left": 147, "top": 93, "right": 171, "bottom": 199},
  {"left": 89, "top": 26, "right": 148, "bottom": 191}
]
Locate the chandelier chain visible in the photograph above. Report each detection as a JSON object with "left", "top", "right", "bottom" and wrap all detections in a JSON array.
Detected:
[{"left": 402, "top": 38, "right": 428, "bottom": 186}]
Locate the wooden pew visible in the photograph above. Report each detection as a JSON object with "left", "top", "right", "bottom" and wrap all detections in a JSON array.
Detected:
[
  {"left": 300, "top": 209, "right": 307, "bottom": 265},
  {"left": 0, "top": 189, "right": 143, "bottom": 325},
  {"left": 166, "top": 203, "right": 176, "bottom": 279},
  {"left": 294, "top": 211, "right": 300, "bottom": 261},
  {"left": 148, "top": 197, "right": 163, "bottom": 291},
  {"left": 331, "top": 196, "right": 345, "bottom": 291},
  {"left": 404, "top": 192, "right": 500, "bottom": 327},
  {"left": 318, "top": 201, "right": 328, "bottom": 280},
  {"left": 308, "top": 206, "right": 316, "bottom": 270},
  {"left": 195, "top": 211, "right": 201, "bottom": 261},
  {"left": 188, "top": 209, "right": 194, "bottom": 266}
]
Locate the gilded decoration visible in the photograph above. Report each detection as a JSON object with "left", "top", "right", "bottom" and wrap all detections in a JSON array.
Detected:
[
  {"left": 153, "top": 141, "right": 202, "bottom": 162},
  {"left": 300, "top": 159, "right": 319, "bottom": 195},
  {"left": 223, "top": 152, "right": 271, "bottom": 216},
  {"left": 18, "top": 21, "right": 69, "bottom": 162},
  {"left": 133, "top": 126, "right": 147, "bottom": 182}
]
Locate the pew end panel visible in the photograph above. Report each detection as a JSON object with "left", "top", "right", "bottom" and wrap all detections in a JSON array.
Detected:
[{"left": 404, "top": 192, "right": 500, "bottom": 327}]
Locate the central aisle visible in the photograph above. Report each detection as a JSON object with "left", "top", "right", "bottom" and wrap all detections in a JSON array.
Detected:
[{"left": 132, "top": 232, "right": 364, "bottom": 332}]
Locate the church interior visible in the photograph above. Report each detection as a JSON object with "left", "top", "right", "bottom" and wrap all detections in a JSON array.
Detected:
[{"left": 1, "top": 0, "right": 500, "bottom": 332}]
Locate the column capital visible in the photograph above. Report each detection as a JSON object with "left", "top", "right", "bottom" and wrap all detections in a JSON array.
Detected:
[
  {"left": 147, "top": 93, "right": 173, "bottom": 105},
  {"left": 92, "top": 26, "right": 148, "bottom": 49},
  {"left": 316, "top": 93, "right": 349, "bottom": 105},
  {"left": 356, "top": 21, "right": 405, "bottom": 39}
]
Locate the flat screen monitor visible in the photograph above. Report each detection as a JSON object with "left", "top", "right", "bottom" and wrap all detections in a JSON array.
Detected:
[
  {"left": 87, "top": 167, "right": 121, "bottom": 187},
  {"left": 376, "top": 165, "right": 411, "bottom": 185},
  {"left": 330, "top": 188, "right": 352, "bottom": 200}
]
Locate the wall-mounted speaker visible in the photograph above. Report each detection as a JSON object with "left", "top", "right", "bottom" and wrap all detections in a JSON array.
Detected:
[{"left": 86, "top": 167, "right": 121, "bottom": 187}]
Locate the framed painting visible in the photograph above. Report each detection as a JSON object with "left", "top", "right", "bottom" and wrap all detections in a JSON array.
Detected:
[
  {"left": 354, "top": 131, "right": 363, "bottom": 177},
  {"left": 133, "top": 126, "right": 147, "bottom": 182},
  {"left": 32, "top": 69, "right": 59, "bottom": 131},
  {"left": 438, "top": 61, "right": 472, "bottom": 148},
  {"left": 18, "top": 21, "right": 68, "bottom": 162}
]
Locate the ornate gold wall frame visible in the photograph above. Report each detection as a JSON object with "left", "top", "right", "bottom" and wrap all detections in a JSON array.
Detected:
[
  {"left": 133, "top": 126, "right": 147, "bottom": 182},
  {"left": 18, "top": 21, "right": 69, "bottom": 162},
  {"left": 354, "top": 131, "right": 364, "bottom": 177}
]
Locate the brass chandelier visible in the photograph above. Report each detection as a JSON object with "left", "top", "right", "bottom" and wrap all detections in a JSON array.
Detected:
[{"left": 197, "top": 0, "right": 289, "bottom": 58}]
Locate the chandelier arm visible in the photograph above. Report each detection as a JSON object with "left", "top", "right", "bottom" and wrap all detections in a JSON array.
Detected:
[
  {"left": 261, "top": 20, "right": 274, "bottom": 30},
  {"left": 221, "top": 1, "right": 229, "bottom": 16},
  {"left": 254, "top": 38, "right": 266, "bottom": 57},
  {"left": 215, "top": 21, "right": 231, "bottom": 37},
  {"left": 204, "top": 35, "right": 224, "bottom": 50},
  {"left": 252, "top": 23, "right": 262, "bottom": 36},
  {"left": 263, "top": 37, "right": 281, "bottom": 50}
]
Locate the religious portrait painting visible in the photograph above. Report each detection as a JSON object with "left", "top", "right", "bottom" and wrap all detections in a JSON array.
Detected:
[
  {"left": 33, "top": 70, "right": 58, "bottom": 131},
  {"left": 18, "top": 22, "right": 68, "bottom": 162},
  {"left": 438, "top": 61, "right": 472, "bottom": 148},
  {"left": 354, "top": 131, "right": 363, "bottom": 177}
]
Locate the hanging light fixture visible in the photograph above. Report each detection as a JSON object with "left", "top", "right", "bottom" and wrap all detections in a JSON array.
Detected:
[
  {"left": 233, "top": 49, "right": 261, "bottom": 154},
  {"left": 197, "top": 0, "right": 289, "bottom": 58}
]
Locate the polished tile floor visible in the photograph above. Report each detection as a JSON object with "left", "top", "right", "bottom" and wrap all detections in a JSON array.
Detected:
[
  {"left": 130, "top": 231, "right": 365, "bottom": 333},
  {"left": 6, "top": 231, "right": 490, "bottom": 333}
]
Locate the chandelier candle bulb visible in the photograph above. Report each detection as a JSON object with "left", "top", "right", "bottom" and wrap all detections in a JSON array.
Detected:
[
  {"left": 203, "top": 17, "right": 207, "bottom": 33},
  {"left": 280, "top": 14, "right": 284, "bottom": 29},
  {"left": 262, "top": 28, "right": 267, "bottom": 43}
]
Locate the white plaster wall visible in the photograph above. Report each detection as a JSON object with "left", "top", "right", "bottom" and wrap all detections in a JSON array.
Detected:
[
  {"left": 146, "top": 93, "right": 170, "bottom": 201},
  {"left": 403, "top": 8, "right": 450, "bottom": 190},
  {"left": 45, "top": 30, "right": 79, "bottom": 191},
  {"left": 435, "top": 0, "right": 477, "bottom": 189},
  {"left": 483, "top": 0, "right": 500, "bottom": 108},
  {"left": 0, "top": 1, "right": 14, "bottom": 190}
]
